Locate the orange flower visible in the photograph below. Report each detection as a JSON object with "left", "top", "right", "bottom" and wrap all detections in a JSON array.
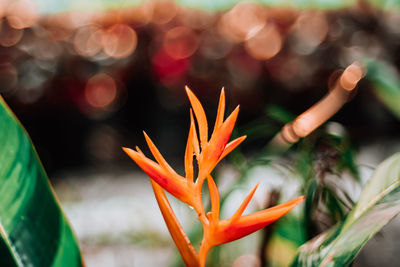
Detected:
[
  {"left": 199, "top": 175, "right": 304, "bottom": 266},
  {"left": 123, "top": 86, "right": 304, "bottom": 266}
]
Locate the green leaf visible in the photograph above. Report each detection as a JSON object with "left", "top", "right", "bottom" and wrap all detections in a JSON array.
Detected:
[
  {"left": 0, "top": 96, "right": 83, "bottom": 267},
  {"left": 291, "top": 153, "right": 400, "bottom": 267},
  {"left": 365, "top": 58, "right": 400, "bottom": 119}
]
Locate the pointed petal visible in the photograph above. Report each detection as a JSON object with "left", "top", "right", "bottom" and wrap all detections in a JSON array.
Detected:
[
  {"left": 143, "top": 132, "right": 178, "bottom": 177},
  {"left": 185, "top": 121, "right": 195, "bottom": 182},
  {"left": 201, "top": 106, "right": 239, "bottom": 173},
  {"left": 217, "top": 136, "right": 246, "bottom": 163},
  {"left": 206, "top": 175, "right": 220, "bottom": 223},
  {"left": 230, "top": 182, "right": 259, "bottom": 222},
  {"left": 186, "top": 86, "right": 208, "bottom": 149},
  {"left": 215, "top": 196, "right": 305, "bottom": 245},
  {"left": 123, "top": 147, "right": 190, "bottom": 203},
  {"left": 150, "top": 180, "right": 200, "bottom": 267},
  {"left": 135, "top": 146, "right": 144, "bottom": 155},
  {"left": 212, "top": 88, "right": 225, "bottom": 136},
  {"left": 190, "top": 109, "right": 200, "bottom": 159}
]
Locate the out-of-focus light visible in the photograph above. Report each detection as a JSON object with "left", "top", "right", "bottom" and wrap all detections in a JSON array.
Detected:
[
  {"left": 67, "top": 11, "right": 96, "bottom": 28},
  {"left": 163, "top": 26, "right": 199, "bottom": 59},
  {"left": 152, "top": 48, "right": 189, "bottom": 83},
  {"left": 150, "top": 0, "right": 177, "bottom": 25},
  {"left": 233, "top": 254, "right": 261, "bottom": 267},
  {"left": 0, "top": 0, "right": 8, "bottom": 18},
  {"left": 200, "top": 30, "right": 232, "bottom": 59},
  {"left": 0, "top": 20, "right": 23, "bottom": 47},
  {"left": 245, "top": 23, "right": 282, "bottom": 60},
  {"left": 42, "top": 14, "right": 75, "bottom": 42},
  {"left": 74, "top": 25, "right": 103, "bottom": 57},
  {"left": 128, "top": 1, "right": 154, "bottom": 25},
  {"left": 218, "top": 3, "right": 267, "bottom": 43},
  {"left": 290, "top": 12, "right": 328, "bottom": 55},
  {"left": 6, "top": 0, "right": 38, "bottom": 29},
  {"left": 102, "top": 24, "right": 137, "bottom": 59},
  {"left": 179, "top": 9, "right": 216, "bottom": 30},
  {"left": 340, "top": 63, "right": 363, "bottom": 91},
  {"left": 85, "top": 73, "right": 117, "bottom": 108}
]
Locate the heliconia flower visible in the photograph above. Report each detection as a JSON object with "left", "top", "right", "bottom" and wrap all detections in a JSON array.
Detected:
[
  {"left": 123, "top": 86, "right": 304, "bottom": 267},
  {"left": 123, "top": 86, "right": 246, "bottom": 215},
  {"left": 199, "top": 175, "right": 305, "bottom": 266}
]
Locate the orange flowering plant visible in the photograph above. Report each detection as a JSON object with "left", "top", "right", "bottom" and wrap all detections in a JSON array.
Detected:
[{"left": 123, "top": 87, "right": 304, "bottom": 266}]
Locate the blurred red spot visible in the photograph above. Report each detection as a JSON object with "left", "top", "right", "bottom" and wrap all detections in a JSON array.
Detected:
[
  {"left": 85, "top": 74, "right": 117, "bottom": 108},
  {"left": 152, "top": 48, "right": 189, "bottom": 82},
  {"left": 163, "top": 26, "right": 199, "bottom": 59},
  {"left": 102, "top": 24, "right": 137, "bottom": 59}
]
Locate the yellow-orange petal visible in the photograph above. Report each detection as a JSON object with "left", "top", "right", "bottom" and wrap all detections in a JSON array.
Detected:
[
  {"left": 230, "top": 182, "right": 259, "bottom": 222},
  {"left": 143, "top": 131, "right": 178, "bottom": 177},
  {"left": 217, "top": 135, "right": 246, "bottom": 163},
  {"left": 185, "top": 119, "right": 195, "bottom": 182},
  {"left": 123, "top": 147, "right": 191, "bottom": 204},
  {"left": 151, "top": 180, "right": 200, "bottom": 267},
  {"left": 213, "top": 196, "right": 304, "bottom": 245},
  {"left": 206, "top": 175, "right": 220, "bottom": 223},
  {"left": 185, "top": 86, "right": 208, "bottom": 149},
  {"left": 212, "top": 88, "right": 225, "bottom": 136},
  {"left": 201, "top": 106, "right": 239, "bottom": 173}
]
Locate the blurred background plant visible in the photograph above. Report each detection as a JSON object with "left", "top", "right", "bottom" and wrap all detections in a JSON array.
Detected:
[{"left": 0, "top": 0, "right": 400, "bottom": 266}]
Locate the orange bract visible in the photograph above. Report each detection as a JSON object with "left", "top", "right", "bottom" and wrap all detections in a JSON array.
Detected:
[{"left": 123, "top": 87, "right": 304, "bottom": 266}]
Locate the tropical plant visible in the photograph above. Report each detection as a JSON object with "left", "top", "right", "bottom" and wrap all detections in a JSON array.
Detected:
[
  {"left": 0, "top": 96, "right": 83, "bottom": 267},
  {"left": 123, "top": 87, "right": 305, "bottom": 266}
]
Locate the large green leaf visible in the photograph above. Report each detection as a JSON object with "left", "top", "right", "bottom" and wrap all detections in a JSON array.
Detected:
[
  {"left": 291, "top": 152, "right": 400, "bottom": 267},
  {"left": 0, "top": 96, "right": 83, "bottom": 267}
]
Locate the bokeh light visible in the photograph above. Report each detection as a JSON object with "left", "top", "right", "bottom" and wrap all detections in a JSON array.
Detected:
[
  {"left": 6, "top": 0, "right": 38, "bottom": 29},
  {"left": 0, "top": 19, "right": 23, "bottom": 47},
  {"left": 290, "top": 12, "right": 328, "bottom": 55},
  {"left": 218, "top": 3, "right": 267, "bottom": 43},
  {"left": 245, "top": 23, "right": 282, "bottom": 60},
  {"left": 102, "top": 24, "right": 137, "bottom": 59},
  {"left": 150, "top": 0, "right": 177, "bottom": 25},
  {"left": 85, "top": 73, "right": 117, "bottom": 108},
  {"left": 163, "top": 26, "right": 199, "bottom": 59},
  {"left": 74, "top": 25, "right": 103, "bottom": 57}
]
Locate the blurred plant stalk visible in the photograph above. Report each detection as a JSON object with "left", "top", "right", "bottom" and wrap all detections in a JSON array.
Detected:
[{"left": 268, "top": 62, "right": 364, "bottom": 152}]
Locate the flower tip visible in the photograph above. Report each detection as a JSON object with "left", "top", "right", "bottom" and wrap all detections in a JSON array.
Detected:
[
  {"left": 185, "top": 85, "right": 192, "bottom": 94},
  {"left": 122, "top": 146, "right": 131, "bottom": 153},
  {"left": 122, "top": 146, "right": 139, "bottom": 157}
]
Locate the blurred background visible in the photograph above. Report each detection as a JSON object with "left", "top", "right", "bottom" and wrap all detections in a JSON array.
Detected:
[{"left": 1, "top": 0, "right": 400, "bottom": 266}]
